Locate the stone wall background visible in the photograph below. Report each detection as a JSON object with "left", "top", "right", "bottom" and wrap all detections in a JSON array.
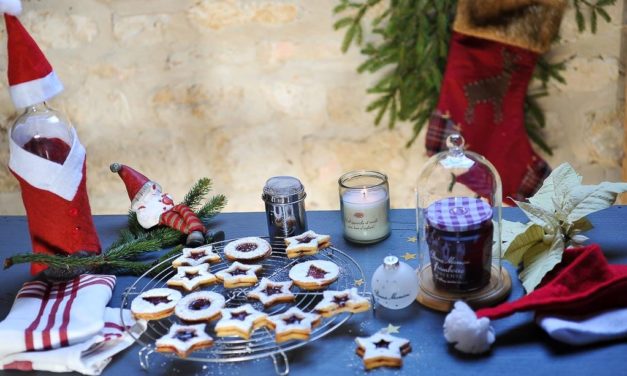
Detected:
[{"left": 0, "top": 0, "right": 624, "bottom": 214}]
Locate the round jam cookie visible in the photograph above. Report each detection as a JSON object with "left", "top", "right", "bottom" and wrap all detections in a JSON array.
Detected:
[
  {"left": 172, "top": 245, "right": 221, "bottom": 268},
  {"left": 224, "top": 237, "right": 272, "bottom": 262},
  {"left": 155, "top": 323, "right": 214, "bottom": 358},
  {"left": 267, "top": 306, "right": 321, "bottom": 343},
  {"left": 247, "top": 278, "right": 294, "bottom": 308},
  {"left": 288, "top": 260, "right": 340, "bottom": 290},
  {"left": 166, "top": 264, "right": 218, "bottom": 292},
  {"left": 174, "top": 291, "right": 226, "bottom": 323},
  {"left": 131, "top": 288, "right": 182, "bottom": 321}
]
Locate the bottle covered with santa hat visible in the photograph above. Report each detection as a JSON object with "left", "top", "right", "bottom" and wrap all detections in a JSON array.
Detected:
[{"left": 3, "top": 1, "right": 101, "bottom": 276}]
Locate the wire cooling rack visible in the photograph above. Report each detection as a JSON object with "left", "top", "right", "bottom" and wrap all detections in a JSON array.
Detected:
[{"left": 120, "top": 237, "right": 368, "bottom": 375}]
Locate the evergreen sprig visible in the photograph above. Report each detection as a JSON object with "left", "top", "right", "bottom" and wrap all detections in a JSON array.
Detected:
[
  {"left": 4, "top": 178, "right": 227, "bottom": 276},
  {"left": 334, "top": 0, "right": 614, "bottom": 149}
]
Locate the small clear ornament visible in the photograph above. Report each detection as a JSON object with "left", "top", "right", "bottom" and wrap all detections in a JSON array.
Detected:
[
  {"left": 415, "top": 134, "right": 511, "bottom": 311},
  {"left": 371, "top": 256, "right": 419, "bottom": 310}
]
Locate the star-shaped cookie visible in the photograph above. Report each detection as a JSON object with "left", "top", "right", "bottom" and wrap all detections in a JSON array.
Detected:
[
  {"left": 284, "top": 230, "right": 331, "bottom": 258},
  {"left": 355, "top": 332, "right": 411, "bottom": 370},
  {"left": 247, "top": 278, "right": 294, "bottom": 308},
  {"left": 313, "top": 287, "right": 371, "bottom": 317},
  {"left": 267, "top": 307, "right": 321, "bottom": 343},
  {"left": 172, "top": 245, "right": 221, "bottom": 268},
  {"left": 214, "top": 304, "right": 269, "bottom": 339},
  {"left": 215, "top": 261, "right": 262, "bottom": 288},
  {"left": 166, "top": 264, "right": 218, "bottom": 291},
  {"left": 155, "top": 323, "right": 214, "bottom": 358}
]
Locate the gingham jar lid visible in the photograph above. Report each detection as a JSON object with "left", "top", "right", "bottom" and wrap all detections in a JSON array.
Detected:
[{"left": 425, "top": 197, "right": 492, "bottom": 232}]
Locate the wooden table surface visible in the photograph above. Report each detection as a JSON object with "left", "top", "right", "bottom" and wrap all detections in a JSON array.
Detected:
[{"left": 1, "top": 207, "right": 626, "bottom": 375}]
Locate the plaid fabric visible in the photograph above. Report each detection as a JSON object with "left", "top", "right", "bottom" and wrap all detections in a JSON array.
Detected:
[
  {"left": 425, "top": 110, "right": 461, "bottom": 156},
  {"left": 159, "top": 204, "right": 206, "bottom": 234},
  {"left": 513, "top": 157, "right": 551, "bottom": 202},
  {"left": 425, "top": 197, "right": 492, "bottom": 232}
]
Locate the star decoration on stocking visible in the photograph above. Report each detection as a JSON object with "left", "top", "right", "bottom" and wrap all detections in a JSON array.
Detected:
[
  {"left": 355, "top": 332, "right": 411, "bottom": 370},
  {"left": 402, "top": 252, "right": 416, "bottom": 261},
  {"left": 214, "top": 304, "right": 269, "bottom": 340},
  {"left": 268, "top": 307, "right": 321, "bottom": 343}
]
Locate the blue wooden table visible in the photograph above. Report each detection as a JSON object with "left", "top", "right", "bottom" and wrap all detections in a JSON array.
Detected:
[{"left": 1, "top": 207, "right": 626, "bottom": 375}]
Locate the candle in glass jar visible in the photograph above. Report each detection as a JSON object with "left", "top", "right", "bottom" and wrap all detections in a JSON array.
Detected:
[{"left": 340, "top": 174, "right": 391, "bottom": 244}]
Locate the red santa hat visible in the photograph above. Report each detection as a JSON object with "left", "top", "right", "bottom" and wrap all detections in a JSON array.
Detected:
[
  {"left": 109, "top": 163, "right": 159, "bottom": 205},
  {"left": 1, "top": 0, "right": 64, "bottom": 108},
  {"left": 443, "top": 244, "right": 627, "bottom": 354}
]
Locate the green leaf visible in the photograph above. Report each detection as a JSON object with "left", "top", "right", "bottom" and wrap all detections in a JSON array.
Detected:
[
  {"left": 519, "top": 236, "right": 564, "bottom": 292},
  {"left": 333, "top": 17, "right": 354, "bottom": 30},
  {"left": 503, "top": 222, "right": 545, "bottom": 266},
  {"left": 596, "top": 7, "right": 611, "bottom": 23},
  {"left": 590, "top": 8, "right": 598, "bottom": 33},
  {"left": 564, "top": 182, "right": 627, "bottom": 222},
  {"left": 575, "top": 9, "right": 585, "bottom": 32}
]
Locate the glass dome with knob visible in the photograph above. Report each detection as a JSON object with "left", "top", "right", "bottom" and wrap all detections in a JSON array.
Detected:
[{"left": 415, "top": 134, "right": 511, "bottom": 312}]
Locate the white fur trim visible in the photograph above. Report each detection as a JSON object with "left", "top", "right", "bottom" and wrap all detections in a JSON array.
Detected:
[
  {"left": 443, "top": 301, "right": 495, "bottom": 354},
  {"left": 9, "top": 71, "right": 64, "bottom": 108},
  {"left": 0, "top": 0, "right": 21, "bottom": 16},
  {"left": 8, "top": 127, "right": 85, "bottom": 201}
]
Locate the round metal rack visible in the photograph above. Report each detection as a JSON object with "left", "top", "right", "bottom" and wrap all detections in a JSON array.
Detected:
[{"left": 120, "top": 237, "right": 368, "bottom": 375}]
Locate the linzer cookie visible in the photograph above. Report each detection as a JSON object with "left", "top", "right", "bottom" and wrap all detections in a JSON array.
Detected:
[
  {"left": 166, "top": 264, "right": 218, "bottom": 292},
  {"left": 224, "top": 237, "right": 272, "bottom": 262},
  {"left": 131, "top": 288, "right": 182, "bottom": 320},
  {"left": 289, "top": 260, "right": 339, "bottom": 290},
  {"left": 284, "top": 230, "right": 331, "bottom": 258},
  {"left": 172, "top": 245, "right": 221, "bottom": 268},
  {"left": 355, "top": 332, "right": 411, "bottom": 370},
  {"left": 247, "top": 278, "right": 294, "bottom": 308},
  {"left": 214, "top": 304, "right": 270, "bottom": 340},
  {"left": 215, "top": 261, "right": 262, "bottom": 288},
  {"left": 267, "top": 307, "right": 321, "bottom": 343},
  {"left": 155, "top": 323, "right": 214, "bottom": 358},
  {"left": 174, "top": 291, "right": 225, "bottom": 323},
  {"left": 313, "top": 287, "right": 371, "bottom": 317}
]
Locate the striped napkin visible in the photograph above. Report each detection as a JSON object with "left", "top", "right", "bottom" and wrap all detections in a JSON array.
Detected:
[{"left": 0, "top": 275, "right": 146, "bottom": 375}]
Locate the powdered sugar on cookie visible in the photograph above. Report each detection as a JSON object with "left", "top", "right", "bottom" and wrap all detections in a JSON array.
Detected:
[
  {"left": 267, "top": 307, "right": 321, "bottom": 343},
  {"left": 172, "top": 244, "right": 221, "bottom": 268},
  {"left": 214, "top": 304, "right": 269, "bottom": 339},
  {"left": 166, "top": 264, "right": 218, "bottom": 291},
  {"left": 156, "top": 323, "right": 214, "bottom": 358},
  {"left": 289, "top": 260, "right": 340, "bottom": 290},
  {"left": 224, "top": 237, "right": 272, "bottom": 262},
  {"left": 313, "top": 287, "right": 371, "bottom": 317},
  {"left": 247, "top": 278, "right": 294, "bottom": 307},
  {"left": 174, "top": 291, "right": 226, "bottom": 323},
  {"left": 131, "top": 288, "right": 182, "bottom": 320},
  {"left": 215, "top": 261, "right": 263, "bottom": 288}
]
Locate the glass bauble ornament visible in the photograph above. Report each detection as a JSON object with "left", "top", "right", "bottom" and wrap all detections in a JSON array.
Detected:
[{"left": 371, "top": 256, "right": 419, "bottom": 310}]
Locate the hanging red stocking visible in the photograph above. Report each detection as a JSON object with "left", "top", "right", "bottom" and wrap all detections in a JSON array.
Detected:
[{"left": 426, "top": 0, "right": 566, "bottom": 203}]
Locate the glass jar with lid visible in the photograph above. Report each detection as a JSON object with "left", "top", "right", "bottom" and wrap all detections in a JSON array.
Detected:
[{"left": 415, "top": 134, "right": 511, "bottom": 311}]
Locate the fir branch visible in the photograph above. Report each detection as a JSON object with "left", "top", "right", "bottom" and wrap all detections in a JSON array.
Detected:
[
  {"left": 573, "top": 0, "right": 616, "bottom": 33},
  {"left": 183, "top": 178, "right": 212, "bottom": 210},
  {"left": 197, "top": 194, "right": 228, "bottom": 220}
]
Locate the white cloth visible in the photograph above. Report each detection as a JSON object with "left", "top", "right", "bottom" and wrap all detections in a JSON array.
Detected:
[
  {"left": 0, "top": 275, "right": 146, "bottom": 375},
  {"left": 537, "top": 308, "right": 627, "bottom": 345}
]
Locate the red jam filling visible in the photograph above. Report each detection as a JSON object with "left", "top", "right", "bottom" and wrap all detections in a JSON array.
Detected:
[
  {"left": 374, "top": 339, "right": 390, "bottom": 349},
  {"left": 236, "top": 242, "right": 259, "bottom": 252},
  {"left": 296, "top": 235, "right": 316, "bottom": 244},
  {"left": 188, "top": 298, "right": 212, "bottom": 311},
  {"left": 306, "top": 265, "right": 328, "bottom": 279},
  {"left": 332, "top": 294, "right": 350, "bottom": 307},
  {"left": 143, "top": 296, "right": 171, "bottom": 305},
  {"left": 263, "top": 285, "right": 284, "bottom": 296},
  {"left": 230, "top": 311, "right": 250, "bottom": 321},
  {"left": 188, "top": 251, "right": 206, "bottom": 260},
  {"left": 282, "top": 315, "right": 303, "bottom": 325},
  {"left": 174, "top": 329, "right": 197, "bottom": 342},
  {"left": 230, "top": 268, "right": 249, "bottom": 276},
  {"left": 184, "top": 271, "right": 199, "bottom": 280}
]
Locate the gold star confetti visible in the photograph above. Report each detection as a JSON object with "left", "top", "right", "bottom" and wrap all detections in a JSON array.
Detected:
[
  {"left": 406, "top": 236, "right": 417, "bottom": 243},
  {"left": 384, "top": 324, "right": 401, "bottom": 334},
  {"left": 354, "top": 278, "right": 365, "bottom": 287},
  {"left": 402, "top": 252, "right": 416, "bottom": 261}
]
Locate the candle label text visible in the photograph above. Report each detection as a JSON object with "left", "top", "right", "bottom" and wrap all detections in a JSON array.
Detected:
[{"left": 345, "top": 216, "right": 379, "bottom": 231}]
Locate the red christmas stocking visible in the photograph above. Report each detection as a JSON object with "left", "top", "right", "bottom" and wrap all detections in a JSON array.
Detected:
[{"left": 426, "top": 0, "right": 566, "bottom": 203}]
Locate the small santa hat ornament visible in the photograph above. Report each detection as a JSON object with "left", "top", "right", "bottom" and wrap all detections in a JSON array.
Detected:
[
  {"left": 443, "top": 244, "right": 627, "bottom": 354},
  {"left": 2, "top": 0, "right": 63, "bottom": 108},
  {"left": 110, "top": 163, "right": 159, "bottom": 205}
]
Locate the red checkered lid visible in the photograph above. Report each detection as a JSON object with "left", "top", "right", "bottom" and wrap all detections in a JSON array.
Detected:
[{"left": 425, "top": 197, "right": 492, "bottom": 232}]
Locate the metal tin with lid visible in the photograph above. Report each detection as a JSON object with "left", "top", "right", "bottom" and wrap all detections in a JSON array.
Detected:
[{"left": 262, "top": 176, "right": 308, "bottom": 242}]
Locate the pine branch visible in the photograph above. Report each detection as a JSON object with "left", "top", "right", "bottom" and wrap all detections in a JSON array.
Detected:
[
  {"left": 183, "top": 178, "right": 212, "bottom": 210},
  {"left": 197, "top": 194, "right": 228, "bottom": 221}
]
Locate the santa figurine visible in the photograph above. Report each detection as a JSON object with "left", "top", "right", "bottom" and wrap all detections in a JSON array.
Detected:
[
  {"left": 3, "top": 0, "right": 101, "bottom": 276},
  {"left": 110, "top": 163, "right": 207, "bottom": 247}
]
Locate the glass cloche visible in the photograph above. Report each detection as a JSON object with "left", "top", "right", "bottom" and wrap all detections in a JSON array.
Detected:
[{"left": 415, "top": 134, "right": 511, "bottom": 312}]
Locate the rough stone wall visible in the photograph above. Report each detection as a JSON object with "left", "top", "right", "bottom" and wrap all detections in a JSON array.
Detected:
[{"left": 0, "top": 0, "right": 624, "bottom": 214}]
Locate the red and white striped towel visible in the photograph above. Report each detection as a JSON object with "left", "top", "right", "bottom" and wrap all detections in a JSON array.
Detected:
[{"left": 0, "top": 275, "right": 146, "bottom": 375}]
